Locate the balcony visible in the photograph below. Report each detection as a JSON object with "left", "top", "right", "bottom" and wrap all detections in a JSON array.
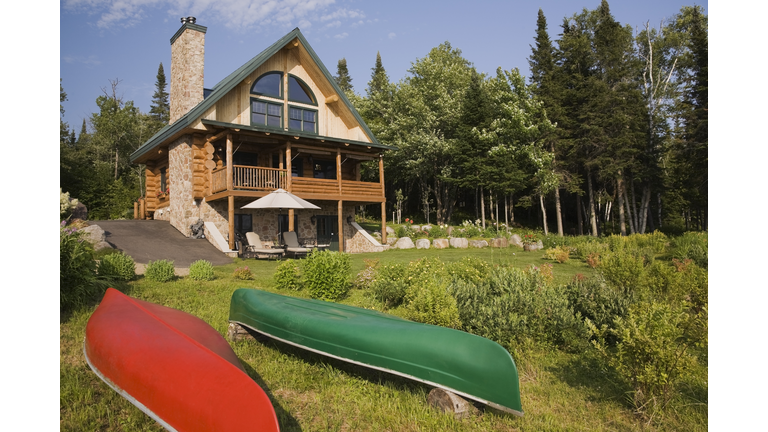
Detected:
[{"left": 210, "top": 165, "right": 383, "bottom": 202}]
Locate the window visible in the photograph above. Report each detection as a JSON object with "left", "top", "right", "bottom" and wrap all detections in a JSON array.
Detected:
[
  {"left": 251, "top": 72, "right": 282, "bottom": 98},
  {"left": 291, "top": 157, "right": 303, "bottom": 177},
  {"left": 160, "top": 167, "right": 167, "bottom": 192},
  {"left": 234, "top": 151, "right": 259, "bottom": 166},
  {"left": 251, "top": 100, "right": 283, "bottom": 128},
  {"left": 278, "top": 214, "right": 299, "bottom": 239},
  {"left": 288, "top": 106, "right": 317, "bottom": 133},
  {"left": 234, "top": 214, "right": 252, "bottom": 235},
  {"left": 313, "top": 159, "right": 336, "bottom": 179},
  {"left": 288, "top": 76, "right": 315, "bottom": 104}
]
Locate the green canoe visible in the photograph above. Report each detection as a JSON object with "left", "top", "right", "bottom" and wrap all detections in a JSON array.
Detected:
[{"left": 229, "top": 288, "right": 523, "bottom": 416}]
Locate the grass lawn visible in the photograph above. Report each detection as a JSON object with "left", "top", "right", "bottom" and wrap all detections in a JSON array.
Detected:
[{"left": 60, "top": 246, "right": 707, "bottom": 431}]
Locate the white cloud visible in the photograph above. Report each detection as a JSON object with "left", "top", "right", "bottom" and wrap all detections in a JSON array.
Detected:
[
  {"left": 324, "top": 20, "right": 341, "bottom": 29},
  {"left": 388, "top": 32, "right": 396, "bottom": 40},
  {"left": 319, "top": 8, "right": 365, "bottom": 21},
  {"left": 62, "top": 0, "right": 346, "bottom": 31},
  {"left": 334, "top": 32, "right": 348, "bottom": 39},
  {"left": 62, "top": 55, "right": 102, "bottom": 66}
]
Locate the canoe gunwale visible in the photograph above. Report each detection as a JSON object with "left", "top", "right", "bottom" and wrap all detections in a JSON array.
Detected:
[
  {"left": 230, "top": 320, "right": 524, "bottom": 417},
  {"left": 82, "top": 341, "right": 180, "bottom": 432}
]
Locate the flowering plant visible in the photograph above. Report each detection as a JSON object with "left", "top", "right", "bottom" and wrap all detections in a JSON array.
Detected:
[
  {"left": 522, "top": 234, "right": 538, "bottom": 246},
  {"left": 156, "top": 187, "right": 170, "bottom": 198}
]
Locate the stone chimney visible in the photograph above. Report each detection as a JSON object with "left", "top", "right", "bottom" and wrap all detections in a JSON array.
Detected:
[{"left": 170, "top": 17, "right": 207, "bottom": 124}]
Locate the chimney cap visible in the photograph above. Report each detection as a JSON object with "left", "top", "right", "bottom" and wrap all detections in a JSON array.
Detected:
[{"left": 180, "top": 16, "right": 197, "bottom": 24}]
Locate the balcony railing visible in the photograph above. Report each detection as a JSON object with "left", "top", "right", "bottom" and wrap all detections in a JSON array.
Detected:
[
  {"left": 212, "top": 166, "right": 287, "bottom": 193},
  {"left": 211, "top": 165, "right": 382, "bottom": 199}
]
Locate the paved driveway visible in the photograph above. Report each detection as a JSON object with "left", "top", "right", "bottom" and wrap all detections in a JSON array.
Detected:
[{"left": 92, "top": 220, "right": 234, "bottom": 267}]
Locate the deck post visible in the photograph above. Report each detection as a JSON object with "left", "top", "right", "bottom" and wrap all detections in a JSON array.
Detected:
[
  {"left": 379, "top": 154, "right": 386, "bottom": 243},
  {"left": 228, "top": 195, "right": 235, "bottom": 250},
  {"left": 287, "top": 142, "right": 294, "bottom": 232},
  {"left": 336, "top": 148, "right": 342, "bottom": 194},
  {"left": 226, "top": 134, "right": 233, "bottom": 191},
  {"left": 338, "top": 200, "right": 344, "bottom": 252}
]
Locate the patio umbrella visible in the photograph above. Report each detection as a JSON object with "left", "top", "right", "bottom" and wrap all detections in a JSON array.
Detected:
[{"left": 241, "top": 189, "right": 320, "bottom": 244}]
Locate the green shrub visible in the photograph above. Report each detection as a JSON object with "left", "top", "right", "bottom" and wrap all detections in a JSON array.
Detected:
[
  {"left": 395, "top": 225, "right": 412, "bottom": 239},
  {"left": 303, "top": 251, "right": 351, "bottom": 301},
  {"left": 427, "top": 225, "right": 448, "bottom": 238},
  {"left": 188, "top": 260, "right": 215, "bottom": 281},
  {"left": 274, "top": 260, "right": 302, "bottom": 290},
  {"left": 543, "top": 246, "right": 571, "bottom": 263},
  {"left": 587, "top": 301, "right": 706, "bottom": 415},
  {"left": 599, "top": 251, "right": 645, "bottom": 293},
  {"left": 642, "top": 261, "right": 676, "bottom": 299},
  {"left": 98, "top": 252, "right": 136, "bottom": 281},
  {"left": 564, "top": 275, "right": 632, "bottom": 333},
  {"left": 60, "top": 223, "right": 110, "bottom": 311},
  {"left": 353, "top": 259, "right": 379, "bottom": 290},
  {"left": 446, "top": 257, "right": 490, "bottom": 284},
  {"left": 233, "top": 266, "right": 253, "bottom": 280},
  {"left": 369, "top": 263, "right": 409, "bottom": 307},
  {"left": 403, "top": 278, "right": 461, "bottom": 328},
  {"left": 671, "top": 232, "right": 708, "bottom": 268},
  {"left": 144, "top": 259, "right": 175, "bottom": 282},
  {"left": 451, "top": 266, "right": 586, "bottom": 349},
  {"left": 573, "top": 240, "right": 610, "bottom": 261}
]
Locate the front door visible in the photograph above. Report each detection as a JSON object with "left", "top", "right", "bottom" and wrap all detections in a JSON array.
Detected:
[{"left": 316, "top": 216, "right": 337, "bottom": 247}]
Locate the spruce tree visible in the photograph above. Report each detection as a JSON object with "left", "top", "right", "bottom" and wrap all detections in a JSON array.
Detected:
[
  {"left": 149, "top": 63, "right": 170, "bottom": 124},
  {"left": 368, "top": 52, "right": 389, "bottom": 96},
  {"left": 334, "top": 58, "right": 353, "bottom": 93}
]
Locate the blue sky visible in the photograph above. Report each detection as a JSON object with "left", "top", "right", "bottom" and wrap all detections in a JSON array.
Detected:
[{"left": 60, "top": 0, "right": 707, "bottom": 132}]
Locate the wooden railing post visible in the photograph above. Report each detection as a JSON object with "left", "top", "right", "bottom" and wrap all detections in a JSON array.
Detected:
[
  {"left": 380, "top": 154, "right": 386, "bottom": 243},
  {"left": 336, "top": 148, "right": 342, "bottom": 194}
]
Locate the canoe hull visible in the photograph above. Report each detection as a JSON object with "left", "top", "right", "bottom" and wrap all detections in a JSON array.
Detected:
[
  {"left": 84, "top": 288, "right": 280, "bottom": 432},
  {"left": 229, "top": 288, "right": 523, "bottom": 416}
]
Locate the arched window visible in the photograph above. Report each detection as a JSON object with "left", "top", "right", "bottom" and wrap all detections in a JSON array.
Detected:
[
  {"left": 288, "top": 75, "right": 315, "bottom": 104},
  {"left": 251, "top": 72, "right": 282, "bottom": 98}
]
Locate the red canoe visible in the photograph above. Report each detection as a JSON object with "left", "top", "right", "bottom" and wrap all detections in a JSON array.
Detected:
[{"left": 84, "top": 288, "right": 280, "bottom": 432}]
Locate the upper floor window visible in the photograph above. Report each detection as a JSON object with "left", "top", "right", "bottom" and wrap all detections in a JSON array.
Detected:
[
  {"left": 288, "top": 106, "right": 317, "bottom": 133},
  {"left": 288, "top": 76, "right": 315, "bottom": 104},
  {"left": 251, "top": 72, "right": 282, "bottom": 98},
  {"left": 252, "top": 100, "right": 283, "bottom": 128}
]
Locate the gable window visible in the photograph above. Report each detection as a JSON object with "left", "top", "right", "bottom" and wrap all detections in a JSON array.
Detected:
[
  {"left": 288, "top": 106, "right": 317, "bottom": 133},
  {"left": 251, "top": 72, "right": 282, "bottom": 98},
  {"left": 288, "top": 76, "right": 315, "bottom": 104},
  {"left": 251, "top": 100, "right": 283, "bottom": 128}
]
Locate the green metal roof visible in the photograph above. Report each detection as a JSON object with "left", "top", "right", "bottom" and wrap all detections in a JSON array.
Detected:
[{"left": 131, "top": 28, "right": 388, "bottom": 163}]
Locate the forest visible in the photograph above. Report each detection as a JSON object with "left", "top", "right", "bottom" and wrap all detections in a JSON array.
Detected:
[{"left": 59, "top": 1, "right": 707, "bottom": 236}]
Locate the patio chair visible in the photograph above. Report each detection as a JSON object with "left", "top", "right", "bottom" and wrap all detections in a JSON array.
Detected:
[
  {"left": 282, "top": 231, "right": 311, "bottom": 258},
  {"left": 244, "top": 232, "right": 284, "bottom": 260}
]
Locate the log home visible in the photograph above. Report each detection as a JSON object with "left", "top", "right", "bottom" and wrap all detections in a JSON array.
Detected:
[{"left": 130, "top": 18, "right": 394, "bottom": 255}]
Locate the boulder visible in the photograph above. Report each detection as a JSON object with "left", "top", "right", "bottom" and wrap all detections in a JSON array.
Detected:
[
  {"left": 509, "top": 234, "right": 523, "bottom": 248},
  {"left": 449, "top": 238, "right": 468, "bottom": 249},
  {"left": 415, "top": 239, "right": 431, "bottom": 249},
  {"left": 71, "top": 202, "right": 88, "bottom": 220},
  {"left": 386, "top": 226, "right": 396, "bottom": 235},
  {"left": 394, "top": 237, "right": 415, "bottom": 249},
  {"left": 82, "top": 225, "right": 106, "bottom": 245},
  {"left": 469, "top": 240, "right": 488, "bottom": 248},
  {"left": 432, "top": 238, "right": 449, "bottom": 249},
  {"left": 386, "top": 237, "right": 398, "bottom": 246},
  {"left": 411, "top": 225, "right": 421, "bottom": 231},
  {"left": 93, "top": 241, "right": 113, "bottom": 251},
  {"left": 422, "top": 225, "right": 432, "bottom": 231},
  {"left": 428, "top": 388, "right": 477, "bottom": 420},
  {"left": 490, "top": 237, "right": 508, "bottom": 248},
  {"left": 446, "top": 226, "right": 453, "bottom": 235}
]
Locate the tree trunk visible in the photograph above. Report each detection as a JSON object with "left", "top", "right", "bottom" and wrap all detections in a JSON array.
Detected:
[
  {"left": 504, "top": 195, "right": 509, "bottom": 234},
  {"left": 114, "top": 148, "right": 119, "bottom": 180},
  {"left": 623, "top": 186, "right": 636, "bottom": 234},
  {"left": 587, "top": 173, "right": 598, "bottom": 236},
  {"left": 638, "top": 185, "right": 651, "bottom": 234},
  {"left": 576, "top": 193, "right": 584, "bottom": 236},
  {"left": 495, "top": 193, "right": 499, "bottom": 229},
  {"left": 554, "top": 187, "right": 563, "bottom": 236},
  {"left": 617, "top": 177, "right": 627, "bottom": 236},
  {"left": 480, "top": 186, "right": 486, "bottom": 229},
  {"left": 509, "top": 194, "right": 515, "bottom": 225},
  {"left": 657, "top": 193, "right": 663, "bottom": 228},
  {"left": 540, "top": 193, "right": 549, "bottom": 235}
]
